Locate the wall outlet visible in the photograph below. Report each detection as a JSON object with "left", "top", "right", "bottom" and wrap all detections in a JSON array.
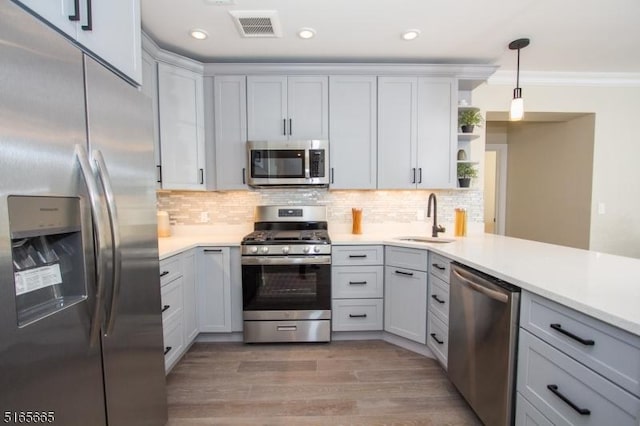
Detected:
[
  {"left": 416, "top": 209, "right": 425, "bottom": 221},
  {"left": 200, "top": 211, "right": 210, "bottom": 223},
  {"left": 597, "top": 202, "right": 606, "bottom": 215}
]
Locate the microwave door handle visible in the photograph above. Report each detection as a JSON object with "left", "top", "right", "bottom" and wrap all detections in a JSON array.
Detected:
[
  {"left": 304, "top": 148, "right": 310, "bottom": 179},
  {"left": 92, "top": 150, "right": 122, "bottom": 337},
  {"left": 75, "top": 145, "right": 108, "bottom": 349}
]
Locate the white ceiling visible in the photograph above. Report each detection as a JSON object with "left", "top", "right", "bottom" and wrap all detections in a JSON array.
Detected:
[{"left": 141, "top": 0, "right": 640, "bottom": 74}]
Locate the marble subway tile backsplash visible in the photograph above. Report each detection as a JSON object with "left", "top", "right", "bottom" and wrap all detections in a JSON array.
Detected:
[{"left": 157, "top": 188, "right": 483, "bottom": 230}]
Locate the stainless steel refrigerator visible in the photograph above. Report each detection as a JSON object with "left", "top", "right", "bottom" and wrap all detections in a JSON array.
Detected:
[{"left": 0, "top": 1, "right": 168, "bottom": 425}]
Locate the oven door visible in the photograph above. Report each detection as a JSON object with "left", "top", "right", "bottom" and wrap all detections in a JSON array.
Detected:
[{"left": 242, "top": 255, "right": 331, "bottom": 320}]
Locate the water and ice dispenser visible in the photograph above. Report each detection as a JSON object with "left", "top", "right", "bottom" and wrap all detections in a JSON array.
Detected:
[{"left": 8, "top": 196, "right": 88, "bottom": 326}]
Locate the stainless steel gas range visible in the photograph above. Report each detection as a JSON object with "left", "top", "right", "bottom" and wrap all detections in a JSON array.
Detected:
[{"left": 241, "top": 205, "right": 331, "bottom": 343}]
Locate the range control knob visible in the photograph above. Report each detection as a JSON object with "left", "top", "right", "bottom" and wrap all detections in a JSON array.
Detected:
[
  {"left": 313, "top": 246, "right": 321, "bottom": 253},
  {"left": 260, "top": 246, "right": 269, "bottom": 254},
  {"left": 303, "top": 246, "right": 311, "bottom": 254},
  {"left": 250, "top": 246, "right": 258, "bottom": 254},
  {"left": 282, "top": 246, "right": 290, "bottom": 254}
]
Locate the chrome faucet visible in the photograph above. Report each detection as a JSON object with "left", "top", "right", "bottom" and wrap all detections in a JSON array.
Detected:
[{"left": 427, "top": 193, "right": 446, "bottom": 238}]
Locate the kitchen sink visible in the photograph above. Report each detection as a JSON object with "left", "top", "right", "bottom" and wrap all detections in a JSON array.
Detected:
[{"left": 395, "top": 236, "right": 455, "bottom": 244}]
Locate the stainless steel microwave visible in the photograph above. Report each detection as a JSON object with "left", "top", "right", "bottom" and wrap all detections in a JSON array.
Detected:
[{"left": 246, "top": 140, "right": 329, "bottom": 187}]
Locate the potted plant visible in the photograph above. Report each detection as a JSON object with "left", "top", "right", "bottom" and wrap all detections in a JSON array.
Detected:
[
  {"left": 458, "top": 109, "right": 483, "bottom": 133},
  {"left": 457, "top": 162, "right": 478, "bottom": 188}
]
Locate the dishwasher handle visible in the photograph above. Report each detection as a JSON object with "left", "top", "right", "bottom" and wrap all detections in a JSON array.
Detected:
[{"left": 452, "top": 268, "right": 509, "bottom": 303}]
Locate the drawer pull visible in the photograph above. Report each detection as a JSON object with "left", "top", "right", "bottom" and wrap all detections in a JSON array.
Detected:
[
  {"left": 164, "top": 346, "right": 172, "bottom": 355},
  {"left": 431, "top": 294, "right": 446, "bottom": 304},
  {"left": 547, "top": 384, "right": 591, "bottom": 416},
  {"left": 160, "top": 271, "right": 170, "bottom": 277},
  {"left": 432, "top": 264, "right": 446, "bottom": 271},
  {"left": 395, "top": 270, "right": 414, "bottom": 277},
  {"left": 161, "top": 304, "right": 170, "bottom": 313},
  {"left": 349, "top": 281, "right": 368, "bottom": 285},
  {"left": 349, "top": 314, "right": 367, "bottom": 318},
  {"left": 277, "top": 325, "right": 297, "bottom": 332},
  {"left": 348, "top": 254, "right": 367, "bottom": 258},
  {"left": 204, "top": 249, "right": 223, "bottom": 253},
  {"left": 430, "top": 333, "right": 444, "bottom": 345},
  {"left": 550, "top": 323, "right": 595, "bottom": 346}
]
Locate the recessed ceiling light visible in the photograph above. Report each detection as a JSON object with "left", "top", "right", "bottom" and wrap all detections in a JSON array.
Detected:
[
  {"left": 190, "top": 29, "right": 208, "bottom": 40},
  {"left": 402, "top": 29, "right": 421, "bottom": 41},
  {"left": 297, "top": 28, "right": 316, "bottom": 39}
]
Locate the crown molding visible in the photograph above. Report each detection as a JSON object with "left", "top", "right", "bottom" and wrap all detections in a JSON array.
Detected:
[
  {"left": 488, "top": 70, "right": 640, "bottom": 87},
  {"left": 142, "top": 32, "right": 204, "bottom": 73}
]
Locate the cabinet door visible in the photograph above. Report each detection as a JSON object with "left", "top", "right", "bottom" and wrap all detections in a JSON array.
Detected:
[
  {"left": 329, "top": 76, "right": 377, "bottom": 189},
  {"left": 214, "top": 75, "right": 248, "bottom": 190},
  {"left": 197, "top": 247, "right": 231, "bottom": 333},
  {"left": 182, "top": 250, "right": 198, "bottom": 343},
  {"left": 287, "top": 76, "right": 328, "bottom": 139},
  {"left": 247, "top": 75, "right": 287, "bottom": 141},
  {"left": 384, "top": 266, "right": 427, "bottom": 343},
  {"left": 75, "top": 0, "right": 142, "bottom": 85},
  {"left": 416, "top": 78, "right": 456, "bottom": 188},
  {"left": 378, "top": 77, "right": 417, "bottom": 189},
  {"left": 158, "top": 62, "right": 206, "bottom": 190},
  {"left": 16, "top": 0, "right": 78, "bottom": 39},
  {"left": 141, "top": 50, "right": 161, "bottom": 188}
]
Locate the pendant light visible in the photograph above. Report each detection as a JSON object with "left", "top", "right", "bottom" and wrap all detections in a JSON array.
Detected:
[{"left": 508, "top": 38, "right": 530, "bottom": 121}]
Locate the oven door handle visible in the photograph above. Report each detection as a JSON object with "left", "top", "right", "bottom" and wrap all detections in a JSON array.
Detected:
[{"left": 241, "top": 255, "right": 331, "bottom": 265}]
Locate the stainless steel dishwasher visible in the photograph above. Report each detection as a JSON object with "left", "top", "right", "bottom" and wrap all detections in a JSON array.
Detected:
[{"left": 448, "top": 262, "right": 520, "bottom": 426}]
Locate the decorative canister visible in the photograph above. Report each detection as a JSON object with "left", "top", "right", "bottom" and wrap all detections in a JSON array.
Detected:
[
  {"left": 454, "top": 208, "right": 467, "bottom": 237},
  {"left": 352, "top": 208, "right": 363, "bottom": 234},
  {"left": 157, "top": 211, "right": 171, "bottom": 237}
]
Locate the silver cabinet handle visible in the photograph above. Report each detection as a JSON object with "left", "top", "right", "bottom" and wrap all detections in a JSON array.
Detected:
[
  {"left": 277, "top": 325, "right": 297, "bottom": 332},
  {"left": 75, "top": 145, "right": 108, "bottom": 348},
  {"left": 93, "top": 150, "right": 122, "bottom": 337},
  {"left": 452, "top": 269, "right": 509, "bottom": 303}
]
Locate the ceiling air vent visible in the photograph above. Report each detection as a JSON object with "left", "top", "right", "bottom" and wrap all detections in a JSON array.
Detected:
[{"left": 229, "top": 10, "right": 282, "bottom": 38}]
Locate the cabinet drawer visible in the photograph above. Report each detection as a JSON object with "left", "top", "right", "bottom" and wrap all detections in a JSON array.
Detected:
[
  {"left": 428, "top": 275, "right": 449, "bottom": 323},
  {"left": 163, "top": 317, "right": 184, "bottom": 373},
  {"left": 332, "top": 265, "right": 383, "bottom": 298},
  {"left": 332, "top": 299, "right": 383, "bottom": 331},
  {"left": 385, "top": 246, "right": 428, "bottom": 272},
  {"left": 427, "top": 312, "right": 448, "bottom": 368},
  {"left": 332, "top": 245, "right": 384, "bottom": 266},
  {"left": 518, "top": 329, "right": 640, "bottom": 426},
  {"left": 521, "top": 291, "right": 640, "bottom": 397},
  {"left": 516, "top": 393, "right": 554, "bottom": 426},
  {"left": 429, "top": 252, "right": 451, "bottom": 283},
  {"left": 160, "top": 277, "right": 183, "bottom": 324},
  {"left": 159, "top": 256, "right": 182, "bottom": 287}
]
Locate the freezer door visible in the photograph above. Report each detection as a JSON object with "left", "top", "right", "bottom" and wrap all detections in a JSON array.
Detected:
[
  {"left": 0, "top": 1, "right": 106, "bottom": 425},
  {"left": 84, "top": 56, "right": 168, "bottom": 426}
]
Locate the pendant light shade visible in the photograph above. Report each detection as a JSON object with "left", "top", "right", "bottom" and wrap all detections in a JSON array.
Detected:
[{"left": 508, "top": 38, "right": 530, "bottom": 121}]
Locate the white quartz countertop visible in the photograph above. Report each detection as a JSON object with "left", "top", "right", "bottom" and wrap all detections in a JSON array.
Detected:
[{"left": 157, "top": 230, "right": 640, "bottom": 337}]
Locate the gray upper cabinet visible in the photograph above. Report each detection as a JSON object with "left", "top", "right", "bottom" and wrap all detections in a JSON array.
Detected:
[
  {"left": 378, "top": 76, "right": 455, "bottom": 189},
  {"left": 16, "top": 0, "right": 142, "bottom": 84},
  {"left": 247, "top": 75, "right": 328, "bottom": 141},
  {"left": 417, "top": 78, "right": 456, "bottom": 188},
  {"left": 329, "top": 76, "right": 377, "bottom": 189},
  {"left": 378, "top": 77, "right": 417, "bottom": 189},
  {"left": 214, "top": 75, "right": 248, "bottom": 190},
  {"left": 157, "top": 62, "right": 206, "bottom": 190},
  {"left": 141, "top": 50, "right": 161, "bottom": 188}
]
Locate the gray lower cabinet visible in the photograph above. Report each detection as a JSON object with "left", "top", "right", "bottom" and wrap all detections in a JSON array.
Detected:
[
  {"left": 182, "top": 250, "right": 198, "bottom": 343},
  {"left": 160, "top": 254, "right": 184, "bottom": 373},
  {"left": 516, "top": 291, "right": 640, "bottom": 425},
  {"left": 197, "top": 247, "right": 232, "bottom": 332},
  {"left": 384, "top": 246, "right": 428, "bottom": 343},
  {"left": 426, "top": 252, "right": 451, "bottom": 367},
  {"left": 516, "top": 393, "right": 554, "bottom": 426},
  {"left": 331, "top": 245, "right": 384, "bottom": 332}
]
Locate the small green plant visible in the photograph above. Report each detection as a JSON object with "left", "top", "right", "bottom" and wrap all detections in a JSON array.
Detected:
[
  {"left": 457, "top": 162, "right": 478, "bottom": 179},
  {"left": 458, "top": 109, "right": 484, "bottom": 127}
]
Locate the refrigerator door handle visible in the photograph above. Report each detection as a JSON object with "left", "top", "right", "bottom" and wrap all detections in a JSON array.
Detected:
[
  {"left": 92, "top": 150, "right": 122, "bottom": 337},
  {"left": 75, "top": 145, "right": 108, "bottom": 348}
]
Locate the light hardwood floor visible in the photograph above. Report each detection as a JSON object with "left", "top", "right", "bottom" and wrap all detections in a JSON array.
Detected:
[{"left": 166, "top": 340, "right": 482, "bottom": 425}]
